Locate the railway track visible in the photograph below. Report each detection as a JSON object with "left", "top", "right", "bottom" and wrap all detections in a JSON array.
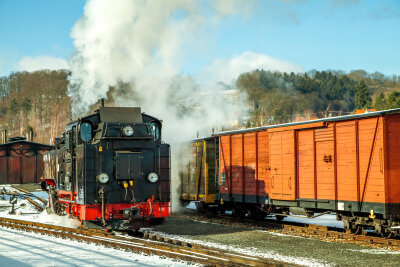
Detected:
[
  {"left": 0, "top": 185, "right": 47, "bottom": 212},
  {"left": 10, "top": 185, "right": 47, "bottom": 204},
  {"left": 0, "top": 217, "right": 292, "bottom": 266},
  {"left": 283, "top": 224, "right": 400, "bottom": 247},
  {"left": 178, "top": 212, "right": 400, "bottom": 249}
]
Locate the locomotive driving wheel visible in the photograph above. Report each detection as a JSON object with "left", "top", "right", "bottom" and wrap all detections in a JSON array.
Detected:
[{"left": 53, "top": 200, "right": 66, "bottom": 216}]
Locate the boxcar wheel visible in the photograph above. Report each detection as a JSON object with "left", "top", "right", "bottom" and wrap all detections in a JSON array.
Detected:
[
  {"left": 352, "top": 226, "right": 363, "bottom": 235},
  {"left": 345, "top": 224, "right": 363, "bottom": 235},
  {"left": 381, "top": 231, "right": 397, "bottom": 238},
  {"left": 232, "top": 208, "right": 245, "bottom": 218}
]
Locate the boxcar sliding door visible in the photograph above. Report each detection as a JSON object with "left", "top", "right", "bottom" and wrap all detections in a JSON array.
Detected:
[
  {"left": 315, "top": 127, "right": 335, "bottom": 201},
  {"left": 269, "top": 130, "right": 296, "bottom": 200}
]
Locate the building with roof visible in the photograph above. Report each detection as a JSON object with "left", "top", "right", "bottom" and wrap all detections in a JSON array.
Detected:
[{"left": 0, "top": 136, "right": 53, "bottom": 184}]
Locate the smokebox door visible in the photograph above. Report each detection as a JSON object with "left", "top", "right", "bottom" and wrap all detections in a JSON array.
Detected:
[{"left": 116, "top": 152, "right": 142, "bottom": 180}]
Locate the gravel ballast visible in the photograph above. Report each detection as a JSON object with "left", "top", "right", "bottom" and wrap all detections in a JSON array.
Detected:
[{"left": 147, "top": 216, "right": 400, "bottom": 266}]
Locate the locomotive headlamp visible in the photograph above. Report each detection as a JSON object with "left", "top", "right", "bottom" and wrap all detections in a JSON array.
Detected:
[
  {"left": 122, "top": 126, "right": 134, "bottom": 136},
  {"left": 97, "top": 173, "right": 109, "bottom": 184},
  {"left": 147, "top": 172, "right": 159, "bottom": 183}
]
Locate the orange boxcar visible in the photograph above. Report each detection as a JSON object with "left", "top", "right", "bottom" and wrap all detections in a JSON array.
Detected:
[{"left": 214, "top": 110, "right": 400, "bottom": 236}]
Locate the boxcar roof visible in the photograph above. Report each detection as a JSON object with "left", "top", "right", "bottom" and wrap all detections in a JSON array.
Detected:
[
  {"left": 192, "top": 136, "right": 219, "bottom": 142},
  {"left": 213, "top": 108, "right": 400, "bottom": 137},
  {"left": 0, "top": 140, "right": 54, "bottom": 150}
]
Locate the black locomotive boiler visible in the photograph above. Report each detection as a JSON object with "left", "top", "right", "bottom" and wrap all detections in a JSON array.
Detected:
[{"left": 41, "top": 105, "right": 170, "bottom": 230}]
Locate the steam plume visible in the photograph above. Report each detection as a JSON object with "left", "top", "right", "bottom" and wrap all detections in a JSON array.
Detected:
[{"left": 67, "top": 0, "right": 301, "bottom": 211}]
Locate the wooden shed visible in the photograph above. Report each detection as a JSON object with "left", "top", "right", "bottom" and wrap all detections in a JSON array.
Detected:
[{"left": 0, "top": 138, "right": 53, "bottom": 184}]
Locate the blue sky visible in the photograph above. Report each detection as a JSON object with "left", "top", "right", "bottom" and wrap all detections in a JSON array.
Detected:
[{"left": 0, "top": 0, "right": 399, "bottom": 77}]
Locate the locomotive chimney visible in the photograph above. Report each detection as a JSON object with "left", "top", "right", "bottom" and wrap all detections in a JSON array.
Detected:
[
  {"left": 25, "top": 127, "right": 33, "bottom": 142},
  {"left": 101, "top": 98, "right": 105, "bottom": 107},
  {"left": 27, "top": 129, "right": 33, "bottom": 142},
  {"left": 1, "top": 129, "right": 7, "bottom": 144}
]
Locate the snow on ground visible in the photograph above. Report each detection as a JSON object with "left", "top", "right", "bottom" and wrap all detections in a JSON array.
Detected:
[
  {"left": 30, "top": 191, "right": 49, "bottom": 200},
  {"left": 0, "top": 185, "right": 80, "bottom": 228},
  {"left": 0, "top": 226, "right": 193, "bottom": 267},
  {"left": 277, "top": 214, "right": 344, "bottom": 228},
  {"left": 346, "top": 249, "right": 400, "bottom": 255},
  {"left": 0, "top": 185, "right": 194, "bottom": 266},
  {"left": 260, "top": 230, "right": 306, "bottom": 238}
]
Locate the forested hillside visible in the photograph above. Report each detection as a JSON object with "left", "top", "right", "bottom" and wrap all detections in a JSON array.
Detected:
[
  {"left": 0, "top": 70, "right": 70, "bottom": 144},
  {"left": 236, "top": 70, "right": 400, "bottom": 126},
  {"left": 1, "top": 69, "right": 400, "bottom": 144}
]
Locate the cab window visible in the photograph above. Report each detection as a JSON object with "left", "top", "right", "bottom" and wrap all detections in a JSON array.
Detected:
[
  {"left": 149, "top": 122, "right": 160, "bottom": 141},
  {"left": 80, "top": 122, "right": 93, "bottom": 142}
]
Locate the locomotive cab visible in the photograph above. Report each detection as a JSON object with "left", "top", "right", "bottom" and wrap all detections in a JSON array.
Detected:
[{"left": 42, "top": 106, "right": 170, "bottom": 230}]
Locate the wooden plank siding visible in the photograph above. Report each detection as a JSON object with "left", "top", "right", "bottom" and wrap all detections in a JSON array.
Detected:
[
  {"left": 219, "top": 132, "right": 269, "bottom": 203},
  {"left": 315, "top": 126, "right": 335, "bottom": 200},
  {"left": 266, "top": 116, "right": 388, "bottom": 205},
  {"left": 214, "top": 112, "right": 400, "bottom": 208},
  {"left": 0, "top": 141, "right": 52, "bottom": 184},
  {"left": 358, "top": 117, "right": 385, "bottom": 204},
  {"left": 297, "top": 130, "right": 315, "bottom": 199},
  {"left": 386, "top": 114, "right": 400, "bottom": 204},
  {"left": 257, "top": 132, "right": 270, "bottom": 197},
  {"left": 336, "top": 121, "right": 358, "bottom": 202}
]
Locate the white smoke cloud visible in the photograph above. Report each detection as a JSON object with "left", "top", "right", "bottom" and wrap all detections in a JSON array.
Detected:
[
  {"left": 67, "top": 0, "right": 259, "bottom": 143},
  {"left": 200, "top": 51, "right": 304, "bottom": 85},
  {"left": 211, "top": 0, "right": 257, "bottom": 17},
  {"left": 17, "top": 56, "right": 69, "bottom": 72},
  {"left": 68, "top": 0, "right": 199, "bottom": 114},
  {"left": 67, "top": 0, "right": 302, "bottom": 211}
]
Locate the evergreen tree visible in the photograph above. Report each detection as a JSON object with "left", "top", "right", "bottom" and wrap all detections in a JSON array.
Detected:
[
  {"left": 9, "top": 98, "right": 19, "bottom": 114},
  {"left": 373, "top": 92, "right": 386, "bottom": 111},
  {"left": 386, "top": 91, "right": 400, "bottom": 109},
  {"left": 354, "top": 80, "right": 371, "bottom": 109},
  {"left": 21, "top": 97, "right": 32, "bottom": 113}
]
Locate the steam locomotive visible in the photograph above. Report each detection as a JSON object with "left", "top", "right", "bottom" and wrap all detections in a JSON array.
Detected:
[{"left": 41, "top": 105, "right": 170, "bottom": 230}]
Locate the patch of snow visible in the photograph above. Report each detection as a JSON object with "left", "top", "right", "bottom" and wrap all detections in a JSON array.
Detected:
[
  {"left": 0, "top": 204, "right": 80, "bottom": 228},
  {"left": 185, "top": 202, "right": 196, "bottom": 209},
  {"left": 258, "top": 230, "right": 305, "bottom": 238},
  {"left": 0, "top": 185, "right": 79, "bottom": 228},
  {"left": 347, "top": 248, "right": 400, "bottom": 255},
  {"left": 276, "top": 214, "right": 344, "bottom": 228},
  {"left": 0, "top": 226, "right": 194, "bottom": 266},
  {"left": 30, "top": 191, "right": 49, "bottom": 200}
]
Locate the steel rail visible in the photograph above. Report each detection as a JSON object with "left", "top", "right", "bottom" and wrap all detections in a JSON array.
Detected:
[
  {"left": 283, "top": 224, "right": 400, "bottom": 247},
  {"left": 10, "top": 185, "right": 47, "bottom": 204},
  {"left": 9, "top": 185, "right": 45, "bottom": 211}
]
